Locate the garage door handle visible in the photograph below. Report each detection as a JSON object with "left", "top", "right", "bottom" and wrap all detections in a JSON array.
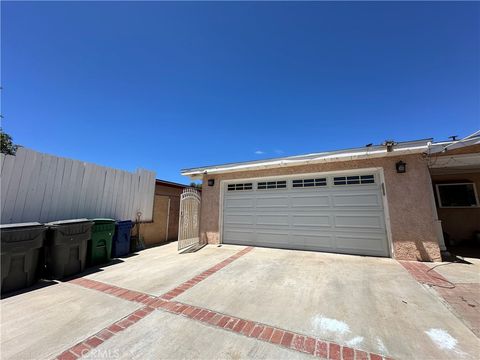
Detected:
[{"left": 381, "top": 183, "right": 386, "bottom": 196}]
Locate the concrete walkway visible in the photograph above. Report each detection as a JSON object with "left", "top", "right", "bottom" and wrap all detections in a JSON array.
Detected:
[{"left": 1, "top": 242, "right": 479, "bottom": 360}]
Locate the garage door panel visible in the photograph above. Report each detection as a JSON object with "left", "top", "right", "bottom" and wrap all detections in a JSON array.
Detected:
[
  {"left": 292, "top": 214, "right": 331, "bottom": 227},
  {"left": 335, "top": 234, "right": 387, "bottom": 253},
  {"left": 291, "top": 195, "right": 330, "bottom": 208},
  {"left": 256, "top": 196, "right": 289, "bottom": 208},
  {"left": 256, "top": 214, "right": 289, "bottom": 226},
  {"left": 294, "top": 233, "right": 334, "bottom": 249},
  {"left": 334, "top": 214, "right": 384, "bottom": 229},
  {"left": 224, "top": 214, "right": 254, "bottom": 225},
  {"left": 257, "top": 232, "right": 290, "bottom": 247},
  {"left": 224, "top": 229, "right": 255, "bottom": 244},
  {"left": 225, "top": 197, "right": 255, "bottom": 209},
  {"left": 223, "top": 171, "right": 389, "bottom": 257},
  {"left": 332, "top": 193, "right": 382, "bottom": 207}
]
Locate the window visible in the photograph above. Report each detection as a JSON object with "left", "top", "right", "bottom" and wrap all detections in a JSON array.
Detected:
[
  {"left": 334, "top": 174, "right": 375, "bottom": 186},
  {"left": 257, "top": 180, "right": 287, "bottom": 190},
  {"left": 292, "top": 178, "right": 327, "bottom": 188},
  {"left": 227, "top": 183, "right": 253, "bottom": 191},
  {"left": 436, "top": 183, "right": 479, "bottom": 208}
]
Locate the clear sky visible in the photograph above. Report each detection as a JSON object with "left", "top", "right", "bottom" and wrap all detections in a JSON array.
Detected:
[{"left": 3, "top": 1, "right": 479, "bottom": 184}]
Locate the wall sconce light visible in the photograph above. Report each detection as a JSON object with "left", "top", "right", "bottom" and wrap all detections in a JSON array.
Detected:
[
  {"left": 208, "top": 179, "right": 215, "bottom": 186},
  {"left": 396, "top": 161, "right": 406, "bottom": 173}
]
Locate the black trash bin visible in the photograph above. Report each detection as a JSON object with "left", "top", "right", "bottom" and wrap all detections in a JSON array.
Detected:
[
  {"left": 1, "top": 222, "right": 46, "bottom": 294},
  {"left": 45, "top": 219, "right": 93, "bottom": 279}
]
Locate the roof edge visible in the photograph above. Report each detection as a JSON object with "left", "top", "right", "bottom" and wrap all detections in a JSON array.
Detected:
[{"left": 181, "top": 139, "right": 434, "bottom": 178}]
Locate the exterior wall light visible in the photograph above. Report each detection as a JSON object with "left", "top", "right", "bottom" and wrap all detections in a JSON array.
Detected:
[
  {"left": 396, "top": 161, "right": 406, "bottom": 173},
  {"left": 208, "top": 179, "right": 215, "bottom": 186}
]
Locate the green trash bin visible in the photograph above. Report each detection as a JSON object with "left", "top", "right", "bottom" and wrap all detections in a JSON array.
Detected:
[
  {"left": 88, "top": 218, "right": 115, "bottom": 266},
  {"left": 1, "top": 222, "right": 46, "bottom": 294}
]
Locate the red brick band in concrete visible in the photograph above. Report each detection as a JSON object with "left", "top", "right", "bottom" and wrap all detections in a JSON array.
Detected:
[
  {"left": 160, "top": 246, "right": 254, "bottom": 300},
  {"left": 59, "top": 247, "right": 393, "bottom": 360},
  {"left": 56, "top": 305, "right": 156, "bottom": 360},
  {"left": 399, "top": 261, "right": 451, "bottom": 287},
  {"left": 68, "top": 277, "right": 157, "bottom": 305},
  {"left": 57, "top": 246, "right": 254, "bottom": 359},
  {"left": 159, "top": 300, "right": 393, "bottom": 360},
  {"left": 400, "top": 261, "right": 479, "bottom": 337}
]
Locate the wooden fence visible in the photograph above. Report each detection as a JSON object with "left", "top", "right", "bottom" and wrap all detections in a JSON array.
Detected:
[{"left": 0, "top": 148, "right": 156, "bottom": 224}]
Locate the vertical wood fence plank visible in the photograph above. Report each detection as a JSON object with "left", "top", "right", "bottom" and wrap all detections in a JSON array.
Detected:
[
  {"left": 1, "top": 154, "right": 16, "bottom": 222},
  {"left": 39, "top": 155, "right": 59, "bottom": 223}
]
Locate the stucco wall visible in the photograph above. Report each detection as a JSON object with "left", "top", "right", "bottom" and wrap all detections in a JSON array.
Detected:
[
  {"left": 199, "top": 154, "right": 441, "bottom": 261},
  {"left": 431, "top": 172, "right": 480, "bottom": 242},
  {"left": 141, "top": 183, "right": 184, "bottom": 246}
]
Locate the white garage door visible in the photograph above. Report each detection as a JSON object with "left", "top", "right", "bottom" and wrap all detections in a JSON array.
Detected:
[{"left": 222, "top": 171, "right": 390, "bottom": 257}]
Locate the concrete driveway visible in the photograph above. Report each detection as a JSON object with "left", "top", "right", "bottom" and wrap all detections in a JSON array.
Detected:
[{"left": 1, "top": 242, "right": 479, "bottom": 360}]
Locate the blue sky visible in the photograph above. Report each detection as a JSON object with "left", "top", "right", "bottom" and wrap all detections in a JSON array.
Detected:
[{"left": 3, "top": 2, "right": 479, "bottom": 184}]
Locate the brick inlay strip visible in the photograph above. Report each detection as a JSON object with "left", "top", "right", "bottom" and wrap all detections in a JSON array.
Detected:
[
  {"left": 163, "top": 300, "right": 392, "bottom": 360},
  {"left": 160, "top": 246, "right": 253, "bottom": 300},
  {"left": 57, "top": 247, "right": 254, "bottom": 359},
  {"left": 68, "top": 277, "right": 157, "bottom": 305},
  {"left": 56, "top": 305, "right": 156, "bottom": 360},
  {"left": 399, "top": 261, "right": 451, "bottom": 287},
  {"left": 58, "top": 247, "right": 393, "bottom": 359}
]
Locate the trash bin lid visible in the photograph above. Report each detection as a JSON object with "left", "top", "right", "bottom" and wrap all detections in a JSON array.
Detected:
[
  {"left": 116, "top": 220, "right": 133, "bottom": 225},
  {"left": 46, "top": 218, "right": 92, "bottom": 226},
  {"left": 0, "top": 222, "right": 43, "bottom": 229},
  {"left": 92, "top": 218, "right": 115, "bottom": 224}
]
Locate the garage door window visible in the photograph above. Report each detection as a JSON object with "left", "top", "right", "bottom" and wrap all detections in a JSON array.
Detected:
[
  {"left": 227, "top": 183, "right": 253, "bottom": 191},
  {"left": 257, "top": 180, "right": 287, "bottom": 190},
  {"left": 292, "top": 178, "right": 327, "bottom": 188},
  {"left": 334, "top": 175, "right": 375, "bottom": 185}
]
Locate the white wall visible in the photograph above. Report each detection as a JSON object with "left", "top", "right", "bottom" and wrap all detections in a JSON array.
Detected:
[{"left": 0, "top": 148, "right": 156, "bottom": 224}]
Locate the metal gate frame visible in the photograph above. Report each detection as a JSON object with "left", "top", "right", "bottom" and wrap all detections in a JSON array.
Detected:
[{"left": 178, "top": 188, "right": 202, "bottom": 251}]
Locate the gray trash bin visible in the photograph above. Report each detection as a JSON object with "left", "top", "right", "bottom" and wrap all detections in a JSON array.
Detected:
[
  {"left": 45, "top": 219, "right": 93, "bottom": 279},
  {"left": 1, "top": 222, "right": 46, "bottom": 294}
]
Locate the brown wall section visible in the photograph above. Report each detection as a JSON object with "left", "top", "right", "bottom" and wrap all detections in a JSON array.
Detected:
[
  {"left": 431, "top": 172, "right": 480, "bottom": 242},
  {"left": 141, "top": 182, "right": 185, "bottom": 247},
  {"left": 199, "top": 154, "right": 442, "bottom": 261}
]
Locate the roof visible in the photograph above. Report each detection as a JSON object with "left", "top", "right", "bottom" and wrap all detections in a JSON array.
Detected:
[
  {"left": 181, "top": 135, "right": 480, "bottom": 179},
  {"left": 155, "top": 179, "right": 189, "bottom": 189}
]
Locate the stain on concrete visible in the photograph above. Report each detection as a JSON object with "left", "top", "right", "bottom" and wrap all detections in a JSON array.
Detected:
[
  {"left": 311, "top": 315, "right": 350, "bottom": 335},
  {"left": 346, "top": 336, "right": 364, "bottom": 347}
]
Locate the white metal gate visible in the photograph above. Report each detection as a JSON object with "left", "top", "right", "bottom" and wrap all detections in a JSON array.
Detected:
[{"left": 178, "top": 188, "right": 201, "bottom": 251}]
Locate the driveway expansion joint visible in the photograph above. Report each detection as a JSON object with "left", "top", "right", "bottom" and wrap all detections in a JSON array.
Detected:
[{"left": 57, "top": 247, "right": 393, "bottom": 360}]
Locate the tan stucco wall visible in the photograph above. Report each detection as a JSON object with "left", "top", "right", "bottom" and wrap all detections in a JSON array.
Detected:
[
  {"left": 199, "top": 154, "right": 442, "bottom": 261},
  {"left": 431, "top": 172, "right": 480, "bottom": 242},
  {"left": 141, "top": 183, "right": 184, "bottom": 246}
]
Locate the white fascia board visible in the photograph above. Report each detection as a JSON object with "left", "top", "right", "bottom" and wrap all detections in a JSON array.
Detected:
[
  {"left": 181, "top": 143, "right": 429, "bottom": 179},
  {"left": 428, "top": 136, "right": 480, "bottom": 154}
]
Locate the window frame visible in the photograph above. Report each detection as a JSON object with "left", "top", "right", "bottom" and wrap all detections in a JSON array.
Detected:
[
  {"left": 292, "top": 178, "right": 327, "bottom": 188},
  {"left": 257, "top": 180, "right": 287, "bottom": 190},
  {"left": 227, "top": 183, "right": 253, "bottom": 191},
  {"left": 435, "top": 182, "right": 479, "bottom": 208},
  {"left": 333, "top": 174, "right": 376, "bottom": 186}
]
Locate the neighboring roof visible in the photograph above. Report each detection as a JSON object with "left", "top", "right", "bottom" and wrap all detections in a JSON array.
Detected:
[
  {"left": 181, "top": 135, "right": 480, "bottom": 179},
  {"left": 155, "top": 179, "right": 189, "bottom": 189}
]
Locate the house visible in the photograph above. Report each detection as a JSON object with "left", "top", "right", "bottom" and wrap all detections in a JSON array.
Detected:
[
  {"left": 140, "top": 179, "right": 189, "bottom": 247},
  {"left": 181, "top": 135, "right": 480, "bottom": 261}
]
